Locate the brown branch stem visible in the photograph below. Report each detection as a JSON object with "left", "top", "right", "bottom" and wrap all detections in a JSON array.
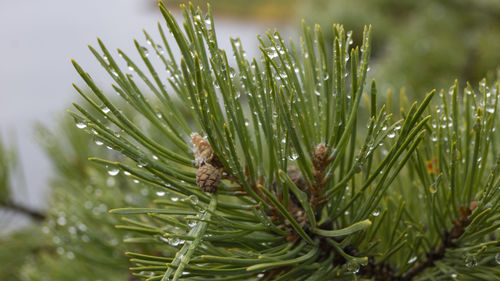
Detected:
[
  {"left": 361, "top": 203, "right": 476, "bottom": 280},
  {"left": 2, "top": 201, "right": 46, "bottom": 221}
]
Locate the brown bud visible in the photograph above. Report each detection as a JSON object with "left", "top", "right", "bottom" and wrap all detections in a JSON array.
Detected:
[
  {"left": 196, "top": 164, "right": 220, "bottom": 193},
  {"left": 469, "top": 201, "right": 479, "bottom": 211},
  {"left": 313, "top": 143, "right": 327, "bottom": 170},
  {"left": 191, "top": 133, "right": 214, "bottom": 167}
]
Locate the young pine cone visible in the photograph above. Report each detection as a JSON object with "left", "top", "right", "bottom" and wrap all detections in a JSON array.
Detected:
[{"left": 196, "top": 164, "right": 221, "bottom": 193}]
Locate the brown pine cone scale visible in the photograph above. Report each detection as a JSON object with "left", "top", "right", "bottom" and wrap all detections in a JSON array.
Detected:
[{"left": 196, "top": 164, "right": 221, "bottom": 193}]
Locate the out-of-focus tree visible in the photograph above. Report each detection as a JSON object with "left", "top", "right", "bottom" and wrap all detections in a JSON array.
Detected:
[{"left": 300, "top": 0, "right": 500, "bottom": 97}]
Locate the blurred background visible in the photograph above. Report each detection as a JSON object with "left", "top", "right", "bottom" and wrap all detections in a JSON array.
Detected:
[{"left": 1, "top": 0, "right": 500, "bottom": 237}]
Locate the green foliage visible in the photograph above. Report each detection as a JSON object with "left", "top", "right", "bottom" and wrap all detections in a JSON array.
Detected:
[
  {"left": 0, "top": 227, "right": 46, "bottom": 281},
  {"left": 65, "top": 2, "right": 499, "bottom": 280},
  {"left": 0, "top": 115, "right": 157, "bottom": 281},
  {"left": 300, "top": 0, "right": 500, "bottom": 97},
  {"left": 0, "top": 138, "right": 16, "bottom": 205}
]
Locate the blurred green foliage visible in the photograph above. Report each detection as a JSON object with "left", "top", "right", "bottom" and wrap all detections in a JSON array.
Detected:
[
  {"left": 0, "top": 108, "right": 160, "bottom": 281},
  {"left": 0, "top": 138, "right": 15, "bottom": 204},
  {"left": 162, "top": 0, "right": 296, "bottom": 21},
  {"left": 159, "top": 0, "right": 500, "bottom": 98},
  {"left": 299, "top": 0, "right": 500, "bottom": 97}
]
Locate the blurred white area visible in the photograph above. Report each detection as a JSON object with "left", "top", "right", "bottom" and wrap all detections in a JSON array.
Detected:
[{"left": 0, "top": 0, "right": 291, "bottom": 210}]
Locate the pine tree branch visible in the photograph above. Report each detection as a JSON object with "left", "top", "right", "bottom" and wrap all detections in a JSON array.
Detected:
[
  {"left": 401, "top": 203, "right": 476, "bottom": 280},
  {"left": 360, "top": 202, "right": 477, "bottom": 280},
  {"left": 2, "top": 200, "right": 45, "bottom": 222}
]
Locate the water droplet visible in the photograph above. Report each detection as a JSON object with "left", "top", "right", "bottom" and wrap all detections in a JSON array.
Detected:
[
  {"left": 465, "top": 255, "right": 477, "bottom": 267},
  {"left": 408, "top": 256, "right": 417, "bottom": 264},
  {"left": 171, "top": 197, "right": 179, "bottom": 202},
  {"left": 84, "top": 201, "right": 93, "bottom": 209},
  {"left": 94, "top": 139, "right": 103, "bottom": 146},
  {"left": 169, "top": 237, "right": 181, "bottom": 246},
  {"left": 77, "top": 223, "right": 87, "bottom": 232},
  {"left": 188, "top": 220, "right": 197, "bottom": 228},
  {"left": 57, "top": 216, "right": 67, "bottom": 226},
  {"left": 289, "top": 153, "right": 298, "bottom": 161},
  {"left": 372, "top": 209, "right": 380, "bottom": 217},
  {"left": 66, "top": 251, "right": 75, "bottom": 259},
  {"left": 495, "top": 252, "right": 500, "bottom": 264},
  {"left": 141, "top": 46, "right": 149, "bottom": 56},
  {"left": 57, "top": 247, "right": 65, "bottom": 255},
  {"left": 450, "top": 273, "right": 458, "bottom": 279},
  {"left": 68, "top": 226, "right": 77, "bottom": 235},
  {"left": 267, "top": 47, "right": 278, "bottom": 59},
  {"left": 53, "top": 236, "right": 61, "bottom": 244},
  {"left": 387, "top": 132, "right": 396, "bottom": 138},
  {"left": 346, "top": 261, "right": 360, "bottom": 274},
  {"left": 81, "top": 235, "right": 90, "bottom": 242},
  {"left": 188, "top": 195, "right": 199, "bottom": 205},
  {"left": 156, "top": 44, "right": 164, "bottom": 55},
  {"left": 76, "top": 122, "right": 87, "bottom": 129},
  {"left": 156, "top": 191, "right": 165, "bottom": 197},
  {"left": 106, "top": 166, "right": 120, "bottom": 176},
  {"left": 101, "top": 106, "right": 110, "bottom": 114}
]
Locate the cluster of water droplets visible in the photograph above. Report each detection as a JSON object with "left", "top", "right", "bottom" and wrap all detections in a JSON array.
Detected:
[
  {"left": 345, "top": 261, "right": 360, "bottom": 274},
  {"left": 464, "top": 255, "right": 478, "bottom": 267}
]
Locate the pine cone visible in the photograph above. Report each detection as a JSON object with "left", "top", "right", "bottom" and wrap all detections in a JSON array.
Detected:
[{"left": 196, "top": 164, "right": 220, "bottom": 193}]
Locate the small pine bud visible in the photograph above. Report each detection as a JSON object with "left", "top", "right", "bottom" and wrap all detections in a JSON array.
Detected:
[
  {"left": 196, "top": 164, "right": 220, "bottom": 193},
  {"left": 313, "top": 143, "right": 327, "bottom": 170},
  {"left": 469, "top": 201, "right": 479, "bottom": 211},
  {"left": 191, "top": 133, "right": 214, "bottom": 167}
]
